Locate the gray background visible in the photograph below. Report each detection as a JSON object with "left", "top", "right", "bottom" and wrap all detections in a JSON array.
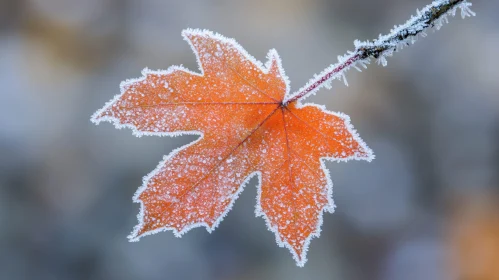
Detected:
[{"left": 1, "top": 0, "right": 498, "bottom": 279}]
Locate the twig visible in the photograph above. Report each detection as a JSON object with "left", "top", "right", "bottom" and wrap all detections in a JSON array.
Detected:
[{"left": 283, "top": 0, "right": 475, "bottom": 105}]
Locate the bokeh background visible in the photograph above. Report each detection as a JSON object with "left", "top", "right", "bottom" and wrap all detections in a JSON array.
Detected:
[{"left": 1, "top": 0, "right": 498, "bottom": 279}]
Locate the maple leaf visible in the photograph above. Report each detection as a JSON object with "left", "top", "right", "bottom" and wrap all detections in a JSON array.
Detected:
[{"left": 91, "top": 29, "right": 373, "bottom": 266}]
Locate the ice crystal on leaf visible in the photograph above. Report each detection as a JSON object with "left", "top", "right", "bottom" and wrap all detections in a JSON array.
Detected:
[
  {"left": 91, "top": 29, "right": 373, "bottom": 266},
  {"left": 91, "top": 0, "right": 474, "bottom": 267}
]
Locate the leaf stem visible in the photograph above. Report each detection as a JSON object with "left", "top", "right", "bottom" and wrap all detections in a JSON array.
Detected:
[{"left": 283, "top": 0, "right": 475, "bottom": 105}]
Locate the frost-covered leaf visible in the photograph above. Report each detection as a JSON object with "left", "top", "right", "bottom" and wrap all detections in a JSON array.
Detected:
[{"left": 91, "top": 29, "right": 373, "bottom": 266}]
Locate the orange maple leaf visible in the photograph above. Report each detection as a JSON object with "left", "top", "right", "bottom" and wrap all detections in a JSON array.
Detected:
[{"left": 91, "top": 29, "right": 374, "bottom": 266}]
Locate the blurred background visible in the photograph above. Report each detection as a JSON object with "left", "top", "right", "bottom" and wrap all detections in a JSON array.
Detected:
[{"left": 1, "top": 0, "right": 498, "bottom": 279}]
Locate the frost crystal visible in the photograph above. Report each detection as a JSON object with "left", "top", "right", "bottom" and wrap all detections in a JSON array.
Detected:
[
  {"left": 91, "top": 28, "right": 373, "bottom": 267},
  {"left": 283, "top": 0, "right": 475, "bottom": 104},
  {"left": 90, "top": 0, "right": 474, "bottom": 268}
]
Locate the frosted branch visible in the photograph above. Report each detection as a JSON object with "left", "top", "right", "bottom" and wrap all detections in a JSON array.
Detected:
[{"left": 283, "top": 0, "right": 475, "bottom": 104}]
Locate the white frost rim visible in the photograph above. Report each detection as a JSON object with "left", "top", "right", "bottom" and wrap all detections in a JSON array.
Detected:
[{"left": 90, "top": 28, "right": 374, "bottom": 267}]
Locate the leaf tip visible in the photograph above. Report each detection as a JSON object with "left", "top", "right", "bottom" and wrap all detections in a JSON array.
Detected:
[
  {"left": 90, "top": 107, "right": 111, "bottom": 125},
  {"left": 265, "top": 48, "right": 291, "bottom": 98},
  {"left": 295, "top": 258, "right": 306, "bottom": 267},
  {"left": 266, "top": 49, "right": 279, "bottom": 70},
  {"left": 181, "top": 28, "right": 215, "bottom": 42},
  {"left": 89, "top": 111, "right": 103, "bottom": 125},
  {"left": 127, "top": 216, "right": 146, "bottom": 242},
  {"left": 127, "top": 233, "right": 140, "bottom": 242},
  {"left": 291, "top": 244, "right": 309, "bottom": 267},
  {"left": 354, "top": 144, "right": 375, "bottom": 162},
  {"left": 266, "top": 49, "right": 285, "bottom": 77}
]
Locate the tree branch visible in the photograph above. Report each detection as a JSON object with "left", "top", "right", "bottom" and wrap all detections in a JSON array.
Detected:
[{"left": 283, "top": 0, "right": 475, "bottom": 105}]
